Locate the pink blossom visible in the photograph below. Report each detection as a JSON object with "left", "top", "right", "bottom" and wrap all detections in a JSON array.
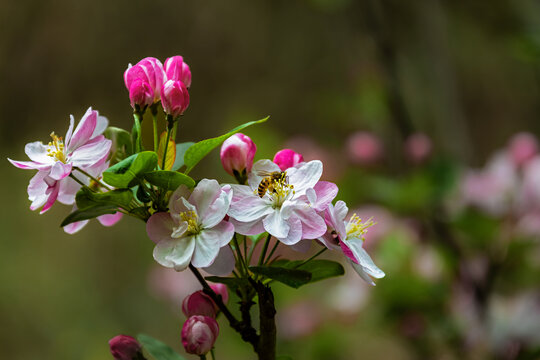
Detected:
[
  {"left": 108, "top": 335, "right": 142, "bottom": 360},
  {"left": 182, "top": 315, "right": 219, "bottom": 355},
  {"left": 161, "top": 79, "right": 190, "bottom": 118},
  {"left": 228, "top": 160, "right": 330, "bottom": 245},
  {"left": 146, "top": 179, "right": 234, "bottom": 271},
  {"left": 319, "top": 201, "right": 385, "bottom": 285},
  {"left": 273, "top": 149, "right": 304, "bottom": 171},
  {"left": 508, "top": 132, "right": 538, "bottom": 167},
  {"left": 182, "top": 290, "right": 217, "bottom": 318},
  {"left": 8, "top": 107, "right": 111, "bottom": 213},
  {"left": 124, "top": 57, "right": 165, "bottom": 103},
  {"left": 128, "top": 78, "right": 154, "bottom": 109},
  {"left": 164, "top": 55, "right": 192, "bottom": 88},
  {"left": 347, "top": 131, "right": 382, "bottom": 165},
  {"left": 404, "top": 133, "right": 432, "bottom": 164},
  {"left": 220, "top": 133, "right": 257, "bottom": 178}
]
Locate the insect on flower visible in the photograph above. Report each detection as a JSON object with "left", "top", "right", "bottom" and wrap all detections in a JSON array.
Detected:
[{"left": 256, "top": 170, "right": 291, "bottom": 198}]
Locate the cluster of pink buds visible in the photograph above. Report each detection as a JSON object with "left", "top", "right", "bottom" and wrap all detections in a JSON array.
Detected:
[
  {"left": 124, "top": 56, "right": 191, "bottom": 118},
  {"left": 181, "top": 284, "right": 227, "bottom": 356}
]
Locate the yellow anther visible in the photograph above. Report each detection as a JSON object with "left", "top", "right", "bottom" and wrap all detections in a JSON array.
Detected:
[
  {"left": 179, "top": 210, "right": 201, "bottom": 235},
  {"left": 346, "top": 214, "right": 375, "bottom": 240},
  {"left": 46, "top": 132, "right": 66, "bottom": 163}
]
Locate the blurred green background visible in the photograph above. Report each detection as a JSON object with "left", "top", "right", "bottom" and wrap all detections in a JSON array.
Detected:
[{"left": 3, "top": 0, "right": 540, "bottom": 359}]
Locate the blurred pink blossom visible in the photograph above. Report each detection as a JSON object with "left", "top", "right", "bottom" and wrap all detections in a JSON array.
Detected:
[
  {"left": 508, "top": 132, "right": 538, "bottom": 167},
  {"left": 346, "top": 131, "right": 382, "bottom": 165},
  {"left": 404, "top": 133, "right": 432, "bottom": 164}
]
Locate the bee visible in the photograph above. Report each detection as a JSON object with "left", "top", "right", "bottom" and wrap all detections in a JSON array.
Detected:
[{"left": 256, "top": 170, "right": 287, "bottom": 198}]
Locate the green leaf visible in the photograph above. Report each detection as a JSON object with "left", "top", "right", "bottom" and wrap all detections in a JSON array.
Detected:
[
  {"left": 104, "top": 126, "right": 133, "bottom": 163},
  {"left": 183, "top": 117, "right": 269, "bottom": 174},
  {"left": 60, "top": 205, "right": 117, "bottom": 227},
  {"left": 103, "top": 151, "right": 158, "bottom": 188},
  {"left": 249, "top": 265, "right": 312, "bottom": 289},
  {"left": 172, "top": 142, "right": 195, "bottom": 171},
  {"left": 205, "top": 276, "right": 249, "bottom": 293},
  {"left": 75, "top": 187, "right": 134, "bottom": 209},
  {"left": 272, "top": 259, "right": 345, "bottom": 284},
  {"left": 143, "top": 170, "right": 195, "bottom": 191},
  {"left": 137, "top": 334, "right": 186, "bottom": 360}
]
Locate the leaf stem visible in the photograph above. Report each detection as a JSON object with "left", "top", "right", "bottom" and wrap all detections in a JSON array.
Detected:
[
  {"left": 293, "top": 247, "right": 328, "bottom": 269},
  {"left": 264, "top": 239, "right": 280, "bottom": 265},
  {"left": 161, "top": 115, "right": 174, "bottom": 170},
  {"left": 73, "top": 167, "right": 112, "bottom": 190},
  {"left": 257, "top": 234, "right": 272, "bottom": 266}
]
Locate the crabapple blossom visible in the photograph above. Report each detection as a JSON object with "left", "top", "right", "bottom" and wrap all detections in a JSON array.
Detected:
[
  {"left": 108, "top": 335, "right": 142, "bottom": 360},
  {"left": 228, "top": 160, "right": 329, "bottom": 245},
  {"left": 181, "top": 315, "right": 219, "bottom": 355},
  {"left": 8, "top": 107, "right": 111, "bottom": 213},
  {"left": 220, "top": 133, "right": 257, "bottom": 180},
  {"left": 319, "top": 200, "right": 385, "bottom": 285},
  {"left": 273, "top": 149, "right": 304, "bottom": 171},
  {"left": 146, "top": 179, "right": 234, "bottom": 271},
  {"left": 161, "top": 80, "right": 190, "bottom": 118},
  {"left": 164, "top": 55, "right": 192, "bottom": 88},
  {"left": 124, "top": 57, "right": 165, "bottom": 103}
]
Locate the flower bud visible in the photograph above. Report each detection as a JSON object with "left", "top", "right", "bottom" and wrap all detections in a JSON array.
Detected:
[
  {"left": 404, "top": 133, "right": 432, "bottom": 164},
  {"left": 108, "top": 335, "right": 142, "bottom": 360},
  {"left": 128, "top": 79, "right": 154, "bottom": 109},
  {"left": 220, "top": 133, "right": 257, "bottom": 179},
  {"left": 181, "top": 315, "right": 219, "bottom": 355},
  {"left": 124, "top": 57, "right": 165, "bottom": 103},
  {"left": 164, "top": 56, "right": 192, "bottom": 88},
  {"left": 273, "top": 149, "right": 304, "bottom": 171},
  {"left": 161, "top": 80, "right": 190, "bottom": 118},
  {"left": 508, "top": 132, "right": 538, "bottom": 167},
  {"left": 182, "top": 290, "right": 216, "bottom": 318},
  {"left": 210, "top": 283, "right": 229, "bottom": 305}
]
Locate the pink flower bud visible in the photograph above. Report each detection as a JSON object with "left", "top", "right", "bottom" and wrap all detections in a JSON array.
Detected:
[
  {"left": 508, "top": 132, "right": 538, "bottom": 167},
  {"left": 182, "top": 290, "right": 216, "bottom": 318},
  {"left": 181, "top": 315, "right": 219, "bottom": 355},
  {"left": 161, "top": 80, "right": 190, "bottom": 118},
  {"left": 164, "top": 56, "right": 192, "bottom": 88},
  {"left": 273, "top": 149, "right": 304, "bottom": 171},
  {"left": 404, "top": 133, "right": 432, "bottom": 164},
  {"left": 128, "top": 79, "right": 154, "bottom": 109},
  {"left": 124, "top": 57, "right": 165, "bottom": 103},
  {"left": 108, "top": 335, "right": 142, "bottom": 360},
  {"left": 347, "top": 131, "right": 382, "bottom": 165},
  {"left": 210, "top": 283, "right": 229, "bottom": 305},
  {"left": 220, "top": 133, "right": 257, "bottom": 177}
]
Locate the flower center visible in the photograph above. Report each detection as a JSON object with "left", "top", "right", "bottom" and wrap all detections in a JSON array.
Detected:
[
  {"left": 268, "top": 174, "right": 295, "bottom": 208},
  {"left": 346, "top": 214, "right": 375, "bottom": 240},
  {"left": 46, "top": 132, "right": 66, "bottom": 163},
  {"left": 179, "top": 210, "right": 201, "bottom": 235}
]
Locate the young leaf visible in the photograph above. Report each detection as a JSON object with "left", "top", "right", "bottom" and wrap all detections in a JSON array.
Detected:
[
  {"left": 157, "top": 131, "right": 176, "bottom": 170},
  {"left": 249, "top": 265, "right": 312, "bottom": 289},
  {"left": 172, "top": 142, "right": 195, "bottom": 171},
  {"left": 60, "top": 205, "right": 118, "bottom": 227},
  {"left": 75, "top": 187, "right": 134, "bottom": 209},
  {"left": 271, "top": 259, "right": 345, "bottom": 284},
  {"left": 183, "top": 117, "right": 269, "bottom": 174},
  {"left": 143, "top": 170, "right": 196, "bottom": 191},
  {"left": 137, "top": 334, "right": 186, "bottom": 360},
  {"left": 103, "top": 151, "right": 158, "bottom": 188},
  {"left": 104, "top": 126, "right": 133, "bottom": 163}
]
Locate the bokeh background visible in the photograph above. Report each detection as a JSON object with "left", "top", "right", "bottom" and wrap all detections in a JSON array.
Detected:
[{"left": 3, "top": 0, "right": 540, "bottom": 359}]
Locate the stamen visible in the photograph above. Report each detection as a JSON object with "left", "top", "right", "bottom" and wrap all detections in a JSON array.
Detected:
[
  {"left": 46, "top": 132, "right": 66, "bottom": 163},
  {"left": 179, "top": 210, "right": 201, "bottom": 235},
  {"left": 346, "top": 214, "right": 375, "bottom": 239},
  {"left": 268, "top": 172, "right": 294, "bottom": 207}
]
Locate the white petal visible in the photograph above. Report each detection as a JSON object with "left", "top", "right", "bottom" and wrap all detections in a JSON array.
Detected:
[
  {"left": 291, "top": 239, "right": 312, "bottom": 253},
  {"left": 64, "top": 115, "right": 75, "bottom": 146},
  {"left": 203, "top": 245, "right": 236, "bottom": 276},
  {"left": 153, "top": 236, "right": 196, "bottom": 271},
  {"left": 70, "top": 136, "right": 111, "bottom": 168},
  {"left": 277, "top": 214, "right": 302, "bottom": 245},
  {"left": 228, "top": 184, "right": 272, "bottom": 222},
  {"left": 229, "top": 218, "right": 265, "bottom": 236},
  {"left": 192, "top": 221, "right": 235, "bottom": 268},
  {"left": 346, "top": 239, "right": 385, "bottom": 280},
  {"left": 92, "top": 115, "right": 109, "bottom": 138},
  {"left": 287, "top": 160, "right": 323, "bottom": 196},
  {"left": 146, "top": 212, "right": 176, "bottom": 244},
  {"left": 263, "top": 209, "right": 290, "bottom": 239},
  {"left": 189, "top": 179, "right": 222, "bottom": 218},
  {"left": 168, "top": 185, "right": 192, "bottom": 214},
  {"left": 57, "top": 176, "right": 81, "bottom": 205},
  {"left": 25, "top": 141, "right": 54, "bottom": 164},
  {"left": 294, "top": 204, "right": 327, "bottom": 239}
]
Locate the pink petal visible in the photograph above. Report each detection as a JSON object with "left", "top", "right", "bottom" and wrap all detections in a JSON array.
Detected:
[
  {"left": 277, "top": 214, "right": 302, "bottom": 245},
  {"left": 57, "top": 176, "right": 81, "bottom": 205},
  {"left": 25, "top": 141, "right": 54, "bottom": 164},
  {"left": 64, "top": 220, "right": 89, "bottom": 234},
  {"left": 69, "top": 136, "right": 111, "bottom": 168},
  {"left": 228, "top": 184, "right": 272, "bottom": 222},
  {"left": 40, "top": 182, "right": 60, "bottom": 214},
  {"left": 146, "top": 212, "right": 176, "bottom": 244},
  {"left": 228, "top": 218, "right": 265, "bottom": 236},
  {"left": 49, "top": 161, "right": 72, "bottom": 180},
  {"left": 340, "top": 241, "right": 359, "bottom": 264},
  {"left": 8, "top": 158, "right": 51, "bottom": 171},
  {"left": 91, "top": 115, "right": 109, "bottom": 139},
  {"left": 295, "top": 205, "right": 327, "bottom": 239},
  {"left": 64, "top": 115, "right": 75, "bottom": 146},
  {"left": 311, "top": 181, "right": 338, "bottom": 212},
  {"left": 67, "top": 108, "right": 97, "bottom": 151},
  {"left": 287, "top": 160, "right": 323, "bottom": 196},
  {"left": 97, "top": 212, "right": 123, "bottom": 227},
  {"left": 189, "top": 179, "right": 222, "bottom": 219},
  {"left": 203, "top": 245, "right": 235, "bottom": 276}
]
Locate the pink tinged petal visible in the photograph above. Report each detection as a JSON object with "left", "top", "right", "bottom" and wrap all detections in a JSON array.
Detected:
[
  {"left": 147, "top": 212, "right": 176, "bottom": 244},
  {"left": 228, "top": 184, "right": 272, "bottom": 222},
  {"left": 182, "top": 291, "right": 216, "bottom": 318},
  {"left": 169, "top": 185, "right": 192, "bottom": 213},
  {"left": 49, "top": 161, "right": 72, "bottom": 180},
  {"left": 273, "top": 149, "right": 304, "bottom": 171},
  {"left": 203, "top": 245, "right": 236, "bottom": 276},
  {"left": 64, "top": 220, "right": 89, "bottom": 234},
  {"left": 92, "top": 115, "right": 109, "bottom": 139},
  {"left": 318, "top": 232, "right": 340, "bottom": 250},
  {"left": 339, "top": 241, "right": 359, "bottom": 264},
  {"left": 153, "top": 236, "right": 196, "bottom": 271},
  {"left": 64, "top": 115, "right": 75, "bottom": 146},
  {"left": 69, "top": 136, "right": 112, "bottom": 168},
  {"left": 229, "top": 217, "right": 265, "bottom": 236},
  {"left": 311, "top": 181, "right": 338, "bottom": 212},
  {"left": 8, "top": 158, "right": 51, "bottom": 171},
  {"left": 326, "top": 201, "right": 348, "bottom": 240},
  {"left": 263, "top": 209, "right": 290, "bottom": 239},
  {"left": 189, "top": 179, "right": 222, "bottom": 218},
  {"left": 277, "top": 214, "right": 302, "bottom": 245},
  {"left": 57, "top": 176, "right": 81, "bottom": 205},
  {"left": 191, "top": 221, "right": 235, "bottom": 268},
  {"left": 248, "top": 159, "right": 282, "bottom": 190},
  {"left": 201, "top": 187, "right": 232, "bottom": 229},
  {"left": 287, "top": 160, "right": 323, "bottom": 196},
  {"left": 40, "top": 182, "right": 60, "bottom": 213},
  {"left": 67, "top": 108, "right": 97, "bottom": 151},
  {"left": 27, "top": 171, "right": 49, "bottom": 210},
  {"left": 25, "top": 141, "right": 55, "bottom": 164},
  {"left": 345, "top": 239, "right": 385, "bottom": 280},
  {"left": 295, "top": 205, "right": 327, "bottom": 239},
  {"left": 98, "top": 212, "right": 123, "bottom": 227}
]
